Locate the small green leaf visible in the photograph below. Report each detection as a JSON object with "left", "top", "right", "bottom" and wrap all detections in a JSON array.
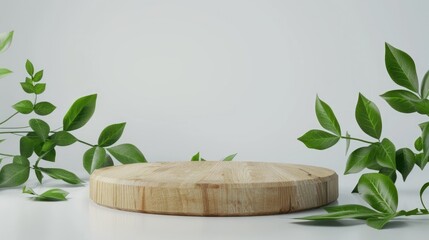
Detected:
[
  {"left": 20, "top": 136, "right": 34, "bottom": 158},
  {"left": 385, "top": 43, "right": 418, "bottom": 93},
  {"left": 421, "top": 125, "right": 429, "bottom": 169},
  {"left": 415, "top": 137, "right": 423, "bottom": 151},
  {"left": 422, "top": 71, "right": 429, "bottom": 99},
  {"left": 358, "top": 173, "right": 398, "bottom": 214},
  {"left": 223, "top": 153, "right": 237, "bottom": 161},
  {"left": 32, "top": 70, "right": 44, "bottom": 82},
  {"left": 83, "top": 147, "right": 107, "bottom": 174},
  {"left": 34, "top": 168, "right": 43, "bottom": 184},
  {"left": 63, "top": 94, "right": 97, "bottom": 131},
  {"left": 22, "top": 186, "right": 36, "bottom": 195},
  {"left": 20, "top": 82, "right": 34, "bottom": 93},
  {"left": 34, "top": 83, "right": 46, "bottom": 94},
  {"left": 380, "top": 90, "right": 419, "bottom": 113},
  {"left": 299, "top": 204, "right": 383, "bottom": 220},
  {"left": 107, "top": 144, "right": 147, "bottom": 164},
  {"left": 344, "top": 146, "right": 374, "bottom": 174},
  {"left": 0, "top": 68, "right": 12, "bottom": 79},
  {"left": 419, "top": 182, "right": 429, "bottom": 211},
  {"left": 395, "top": 148, "right": 415, "bottom": 181},
  {"left": 25, "top": 59, "right": 34, "bottom": 76},
  {"left": 102, "top": 154, "right": 114, "bottom": 168},
  {"left": 379, "top": 167, "right": 397, "bottom": 183},
  {"left": 29, "top": 119, "right": 50, "bottom": 141},
  {"left": 298, "top": 129, "right": 340, "bottom": 150},
  {"left": 0, "top": 31, "right": 14, "bottom": 53},
  {"left": 415, "top": 153, "right": 426, "bottom": 169},
  {"left": 414, "top": 99, "right": 429, "bottom": 115},
  {"left": 12, "top": 156, "right": 30, "bottom": 166},
  {"left": 41, "top": 140, "right": 55, "bottom": 152},
  {"left": 375, "top": 138, "right": 396, "bottom": 169},
  {"left": 37, "top": 188, "right": 69, "bottom": 201},
  {"left": 12, "top": 100, "right": 33, "bottom": 114},
  {"left": 34, "top": 102, "right": 56, "bottom": 116},
  {"left": 39, "top": 167, "right": 82, "bottom": 185},
  {"left": 366, "top": 215, "right": 395, "bottom": 229},
  {"left": 0, "top": 163, "right": 30, "bottom": 188},
  {"left": 98, "top": 123, "right": 126, "bottom": 147},
  {"left": 355, "top": 94, "right": 382, "bottom": 139},
  {"left": 191, "top": 152, "right": 200, "bottom": 161},
  {"left": 315, "top": 96, "right": 341, "bottom": 135},
  {"left": 50, "top": 131, "right": 76, "bottom": 146},
  {"left": 23, "top": 186, "right": 69, "bottom": 201}
]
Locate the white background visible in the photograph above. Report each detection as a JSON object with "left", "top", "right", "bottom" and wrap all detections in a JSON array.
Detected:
[{"left": 1, "top": 0, "right": 429, "bottom": 197}]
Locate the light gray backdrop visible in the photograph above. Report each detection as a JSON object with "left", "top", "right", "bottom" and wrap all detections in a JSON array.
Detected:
[{"left": 1, "top": 0, "right": 429, "bottom": 191}]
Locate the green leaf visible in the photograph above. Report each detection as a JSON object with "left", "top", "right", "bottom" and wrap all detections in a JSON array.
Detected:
[
  {"left": 20, "top": 136, "right": 34, "bottom": 158},
  {"left": 12, "top": 100, "right": 33, "bottom": 114},
  {"left": 0, "top": 163, "right": 30, "bottom": 188},
  {"left": 223, "top": 153, "right": 237, "bottom": 161},
  {"left": 380, "top": 90, "right": 419, "bottom": 113},
  {"left": 421, "top": 71, "right": 429, "bottom": 99},
  {"left": 22, "top": 186, "right": 69, "bottom": 201},
  {"left": 20, "top": 82, "right": 34, "bottom": 93},
  {"left": 34, "top": 168, "right": 43, "bottom": 184},
  {"left": 32, "top": 70, "right": 43, "bottom": 82},
  {"left": 315, "top": 96, "right": 341, "bottom": 135},
  {"left": 415, "top": 153, "right": 426, "bottom": 169},
  {"left": 37, "top": 188, "right": 69, "bottom": 201},
  {"left": 41, "top": 140, "right": 55, "bottom": 152},
  {"left": 355, "top": 94, "right": 382, "bottom": 139},
  {"left": 0, "top": 68, "right": 12, "bottom": 79},
  {"left": 344, "top": 146, "right": 374, "bottom": 174},
  {"left": 12, "top": 156, "right": 30, "bottom": 166},
  {"left": 22, "top": 186, "right": 36, "bottom": 195},
  {"left": 50, "top": 131, "right": 76, "bottom": 146},
  {"left": 34, "top": 102, "right": 56, "bottom": 116},
  {"left": 98, "top": 122, "right": 126, "bottom": 147},
  {"left": 299, "top": 204, "right": 383, "bottom": 220},
  {"left": 83, "top": 147, "right": 107, "bottom": 174},
  {"left": 345, "top": 131, "right": 351, "bottom": 154},
  {"left": 191, "top": 152, "right": 200, "bottom": 161},
  {"left": 29, "top": 119, "right": 50, "bottom": 141},
  {"left": 379, "top": 167, "right": 397, "bottom": 183},
  {"left": 107, "top": 144, "right": 147, "bottom": 164},
  {"left": 34, "top": 83, "right": 46, "bottom": 94},
  {"left": 421, "top": 125, "right": 429, "bottom": 169},
  {"left": 39, "top": 167, "right": 82, "bottom": 185},
  {"left": 358, "top": 173, "right": 398, "bottom": 214},
  {"left": 25, "top": 59, "right": 34, "bottom": 76},
  {"left": 102, "top": 154, "right": 114, "bottom": 168},
  {"left": 298, "top": 129, "right": 340, "bottom": 150},
  {"left": 375, "top": 138, "right": 396, "bottom": 169},
  {"left": 420, "top": 121, "right": 429, "bottom": 131},
  {"left": 414, "top": 99, "right": 429, "bottom": 115},
  {"left": 385, "top": 43, "right": 418, "bottom": 93},
  {"left": 415, "top": 137, "right": 423, "bottom": 151},
  {"left": 419, "top": 182, "right": 429, "bottom": 211},
  {"left": 0, "top": 31, "right": 14, "bottom": 53},
  {"left": 366, "top": 215, "right": 395, "bottom": 229},
  {"left": 395, "top": 148, "right": 415, "bottom": 181},
  {"left": 63, "top": 94, "right": 97, "bottom": 131}
]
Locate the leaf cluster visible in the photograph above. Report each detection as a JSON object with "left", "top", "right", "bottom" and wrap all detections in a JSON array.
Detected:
[{"left": 298, "top": 43, "right": 429, "bottom": 229}]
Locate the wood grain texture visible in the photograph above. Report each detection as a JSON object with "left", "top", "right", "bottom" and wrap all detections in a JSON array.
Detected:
[{"left": 90, "top": 161, "right": 338, "bottom": 216}]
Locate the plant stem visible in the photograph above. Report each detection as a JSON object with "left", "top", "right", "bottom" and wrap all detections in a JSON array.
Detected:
[
  {"left": 0, "top": 112, "right": 19, "bottom": 126},
  {"left": 0, "top": 126, "right": 30, "bottom": 130},
  {"left": 341, "top": 136, "right": 375, "bottom": 144},
  {"left": 0, "top": 131, "right": 32, "bottom": 134},
  {"left": 0, "top": 153, "right": 14, "bottom": 157},
  {"left": 76, "top": 139, "right": 95, "bottom": 147}
]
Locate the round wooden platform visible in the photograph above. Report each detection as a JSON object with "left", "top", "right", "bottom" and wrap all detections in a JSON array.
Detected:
[{"left": 90, "top": 161, "right": 338, "bottom": 216}]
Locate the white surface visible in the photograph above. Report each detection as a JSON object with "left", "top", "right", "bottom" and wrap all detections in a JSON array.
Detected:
[
  {"left": 0, "top": 179, "right": 427, "bottom": 240},
  {"left": 0, "top": 0, "right": 428, "bottom": 188}
]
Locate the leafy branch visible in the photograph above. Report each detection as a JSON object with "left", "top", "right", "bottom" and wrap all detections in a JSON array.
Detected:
[
  {"left": 0, "top": 31, "right": 146, "bottom": 194},
  {"left": 298, "top": 43, "right": 429, "bottom": 229}
]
